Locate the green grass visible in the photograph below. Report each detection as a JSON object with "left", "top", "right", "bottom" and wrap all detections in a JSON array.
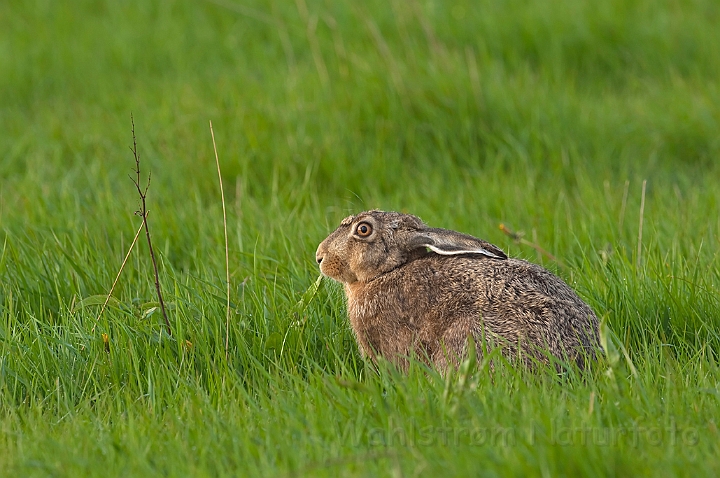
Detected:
[{"left": 1, "top": 0, "right": 719, "bottom": 475}]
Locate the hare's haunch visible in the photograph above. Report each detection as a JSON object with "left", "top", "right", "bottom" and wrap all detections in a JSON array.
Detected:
[{"left": 316, "top": 210, "right": 601, "bottom": 372}]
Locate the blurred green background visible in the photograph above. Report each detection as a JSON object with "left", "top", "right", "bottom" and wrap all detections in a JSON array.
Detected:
[{"left": 1, "top": 0, "right": 719, "bottom": 476}]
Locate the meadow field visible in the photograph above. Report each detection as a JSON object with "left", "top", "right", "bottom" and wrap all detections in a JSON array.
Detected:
[{"left": 1, "top": 0, "right": 719, "bottom": 476}]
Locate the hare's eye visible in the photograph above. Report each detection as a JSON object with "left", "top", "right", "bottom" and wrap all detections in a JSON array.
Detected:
[{"left": 355, "top": 222, "right": 373, "bottom": 237}]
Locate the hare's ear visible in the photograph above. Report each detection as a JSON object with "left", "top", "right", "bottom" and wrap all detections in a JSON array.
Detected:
[{"left": 408, "top": 228, "right": 507, "bottom": 260}]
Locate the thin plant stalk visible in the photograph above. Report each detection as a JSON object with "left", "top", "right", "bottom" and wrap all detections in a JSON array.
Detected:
[
  {"left": 92, "top": 220, "right": 144, "bottom": 334},
  {"left": 209, "top": 120, "right": 232, "bottom": 360},
  {"left": 637, "top": 179, "right": 647, "bottom": 270}
]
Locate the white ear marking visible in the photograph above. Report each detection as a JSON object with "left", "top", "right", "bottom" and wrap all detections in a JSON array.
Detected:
[{"left": 426, "top": 244, "right": 504, "bottom": 259}]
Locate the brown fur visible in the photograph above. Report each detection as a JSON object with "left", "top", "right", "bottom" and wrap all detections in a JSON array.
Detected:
[{"left": 316, "top": 210, "right": 602, "bottom": 372}]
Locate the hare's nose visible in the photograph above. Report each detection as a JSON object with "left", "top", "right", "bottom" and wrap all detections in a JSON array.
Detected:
[{"left": 316, "top": 255, "right": 323, "bottom": 264}]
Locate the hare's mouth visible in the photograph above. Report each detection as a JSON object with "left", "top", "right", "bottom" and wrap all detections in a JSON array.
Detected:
[{"left": 318, "top": 260, "right": 358, "bottom": 284}]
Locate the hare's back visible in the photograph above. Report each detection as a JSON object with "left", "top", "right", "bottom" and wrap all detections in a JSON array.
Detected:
[
  {"left": 423, "top": 254, "right": 597, "bottom": 323},
  {"left": 457, "top": 256, "right": 600, "bottom": 354},
  {"left": 477, "top": 257, "right": 588, "bottom": 303}
]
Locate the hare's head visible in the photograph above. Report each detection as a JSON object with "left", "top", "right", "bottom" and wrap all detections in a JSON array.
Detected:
[{"left": 316, "top": 210, "right": 507, "bottom": 284}]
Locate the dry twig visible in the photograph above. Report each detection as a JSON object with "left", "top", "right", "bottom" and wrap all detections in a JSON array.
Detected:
[{"left": 130, "top": 114, "right": 172, "bottom": 336}]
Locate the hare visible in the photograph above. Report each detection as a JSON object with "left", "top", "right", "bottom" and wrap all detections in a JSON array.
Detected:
[{"left": 316, "top": 210, "right": 601, "bottom": 372}]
